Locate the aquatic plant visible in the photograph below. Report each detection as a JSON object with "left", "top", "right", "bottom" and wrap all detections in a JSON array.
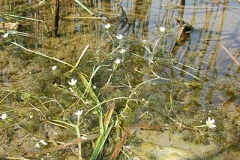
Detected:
[
  {"left": 1, "top": 0, "right": 240, "bottom": 159},
  {"left": 0, "top": 113, "right": 7, "bottom": 120}
]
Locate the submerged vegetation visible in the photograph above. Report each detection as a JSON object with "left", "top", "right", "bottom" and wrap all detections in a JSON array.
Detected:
[{"left": 0, "top": 0, "right": 240, "bottom": 159}]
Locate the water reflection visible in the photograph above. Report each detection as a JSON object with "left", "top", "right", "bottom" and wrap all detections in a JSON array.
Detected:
[
  {"left": 151, "top": 0, "right": 239, "bottom": 78},
  {"left": 3, "top": 0, "right": 238, "bottom": 80},
  {"left": 0, "top": 0, "right": 239, "bottom": 112},
  {"left": 101, "top": 0, "right": 240, "bottom": 78},
  {"left": 1, "top": 0, "right": 240, "bottom": 159},
  {"left": 0, "top": 1, "right": 239, "bottom": 108}
]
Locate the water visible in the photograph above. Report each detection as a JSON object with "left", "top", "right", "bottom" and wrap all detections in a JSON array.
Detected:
[{"left": 0, "top": 0, "right": 240, "bottom": 159}]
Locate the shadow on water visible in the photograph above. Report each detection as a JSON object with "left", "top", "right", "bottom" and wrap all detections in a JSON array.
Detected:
[{"left": 0, "top": 0, "right": 240, "bottom": 159}]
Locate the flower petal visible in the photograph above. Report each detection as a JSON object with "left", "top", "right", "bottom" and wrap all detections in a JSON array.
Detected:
[
  {"left": 75, "top": 110, "right": 83, "bottom": 116},
  {"left": 209, "top": 124, "right": 216, "bottom": 129},
  {"left": 68, "top": 78, "right": 77, "bottom": 85},
  {"left": 52, "top": 65, "right": 57, "bottom": 71},
  {"left": 114, "top": 58, "right": 121, "bottom": 64},
  {"left": 116, "top": 35, "right": 123, "bottom": 40},
  {"left": 159, "top": 27, "right": 166, "bottom": 32},
  {"left": 104, "top": 23, "right": 111, "bottom": 29},
  {"left": 1, "top": 113, "right": 7, "bottom": 120},
  {"left": 211, "top": 119, "right": 215, "bottom": 123},
  {"left": 40, "top": 140, "right": 48, "bottom": 145}
]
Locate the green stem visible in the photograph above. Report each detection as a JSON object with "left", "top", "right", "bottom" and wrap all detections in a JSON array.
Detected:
[
  {"left": 75, "top": 0, "right": 94, "bottom": 15},
  {"left": 11, "top": 42, "right": 73, "bottom": 67},
  {"left": 195, "top": 124, "right": 208, "bottom": 128}
]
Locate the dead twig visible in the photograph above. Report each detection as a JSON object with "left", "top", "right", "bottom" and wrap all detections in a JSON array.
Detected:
[
  {"left": 109, "top": 128, "right": 131, "bottom": 160},
  {"left": 221, "top": 44, "right": 240, "bottom": 67},
  {"left": 53, "top": 0, "right": 59, "bottom": 37},
  {"left": 26, "top": 134, "right": 98, "bottom": 157}
]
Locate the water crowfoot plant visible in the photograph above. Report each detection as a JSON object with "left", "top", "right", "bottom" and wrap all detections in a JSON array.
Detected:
[
  {"left": 119, "top": 48, "right": 127, "bottom": 61},
  {"left": 0, "top": 113, "right": 7, "bottom": 120},
  {"left": 75, "top": 110, "right": 84, "bottom": 160},
  {"left": 39, "top": 140, "right": 48, "bottom": 146},
  {"left": 51, "top": 65, "right": 57, "bottom": 71},
  {"left": 104, "top": 23, "right": 111, "bottom": 29},
  {"left": 9, "top": 42, "right": 115, "bottom": 158},
  {"left": 116, "top": 34, "right": 124, "bottom": 46},
  {"left": 206, "top": 117, "right": 216, "bottom": 129},
  {"left": 49, "top": 110, "right": 84, "bottom": 160},
  {"left": 75, "top": 110, "right": 83, "bottom": 117},
  {"left": 195, "top": 117, "right": 216, "bottom": 129},
  {"left": 68, "top": 78, "right": 77, "bottom": 86},
  {"left": 114, "top": 58, "right": 121, "bottom": 65},
  {"left": 116, "top": 34, "right": 123, "bottom": 40},
  {"left": 119, "top": 48, "right": 126, "bottom": 54},
  {"left": 141, "top": 27, "right": 166, "bottom": 64},
  {"left": 104, "top": 23, "right": 114, "bottom": 42},
  {"left": 159, "top": 26, "right": 166, "bottom": 32},
  {"left": 2, "top": 33, "right": 8, "bottom": 38}
]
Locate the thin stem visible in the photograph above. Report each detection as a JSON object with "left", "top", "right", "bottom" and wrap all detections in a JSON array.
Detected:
[
  {"left": 69, "top": 45, "right": 90, "bottom": 73},
  {"left": 76, "top": 115, "right": 82, "bottom": 160},
  {"left": 11, "top": 42, "right": 73, "bottom": 67}
]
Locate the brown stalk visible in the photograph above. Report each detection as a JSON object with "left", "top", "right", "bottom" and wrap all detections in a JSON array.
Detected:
[
  {"left": 53, "top": 0, "right": 59, "bottom": 37},
  {"left": 221, "top": 44, "right": 240, "bottom": 67},
  {"left": 26, "top": 134, "right": 98, "bottom": 157},
  {"left": 0, "top": 22, "right": 19, "bottom": 31},
  {"left": 109, "top": 128, "right": 131, "bottom": 160},
  {"left": 104, "top": 102, "right": 115, "bottom": 129}
]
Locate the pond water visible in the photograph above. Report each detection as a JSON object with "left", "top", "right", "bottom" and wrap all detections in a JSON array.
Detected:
[{"left": 0, "top": 0, "right": 240, "bottom": 159}]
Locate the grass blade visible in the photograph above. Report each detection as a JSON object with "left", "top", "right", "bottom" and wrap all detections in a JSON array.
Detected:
[{"left": 75, "top": 0, "right": 94, "bottom": 15}]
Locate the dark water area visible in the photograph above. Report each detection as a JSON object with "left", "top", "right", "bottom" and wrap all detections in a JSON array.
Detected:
[{"left": 0, "top": 0, "right": 240, "bottom": 159}]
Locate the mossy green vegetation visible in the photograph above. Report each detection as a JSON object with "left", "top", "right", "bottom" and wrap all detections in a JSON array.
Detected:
[{"left": 0, "top": 0, "right": 240, "bottom": 159}]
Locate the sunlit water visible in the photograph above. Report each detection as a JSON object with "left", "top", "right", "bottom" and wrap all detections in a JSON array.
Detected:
[
  {"left": 1, "top": 0, "right": 240, "bottom": 159},
  {"left": 122, "top": 0, "right": 240, "bottom": 78}
]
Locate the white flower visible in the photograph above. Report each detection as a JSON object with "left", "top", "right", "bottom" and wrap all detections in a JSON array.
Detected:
[
  {"left": 35, "top": 143, "right": 40, "bottom": 148},
  {"left": 114, "top": 58, "right": 121, "bottom": 64},
  {"left": 68, "top": 78, "right": 77, "bottom": 86},
  {"left": 149, "top": 59, "right": 154, "bottom": 64},
  {"left": 142, "top": 40, "right": 147, "bottom": 44},
  {"left": 120, "top": 49, "right": 126, "bottom": 54},
  {"left": 116, "top": 34, "right": 123, "bottom": 40},
  {"left": 1, "top": 113, "right": 7, "bottom": 120},
  {"left": 2, "top": 33, "right": 9, "bottom": 38},
  {"left": 40, "top": 140, "right": 48, "bottom": 146},
  {"left": 159, "top": 27, "right": 166, "bottom": 32},
  {"left": 125, "top": 145, "right": 132, "bottom": 149},
  {"left": 206, "top": 117, "right": 216, "bottom": 129},
  {"left": 75, "top": 110, "right": 83, "bottom": 116},
  {"left": 31, "top": 137, "right": 37, "bottom": 141},
  {"left": 51, "top": 65, "right": 57, "bottom": 71},
  {"left": 104, "top": 23, "right": 111, "bottom": 29}
]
